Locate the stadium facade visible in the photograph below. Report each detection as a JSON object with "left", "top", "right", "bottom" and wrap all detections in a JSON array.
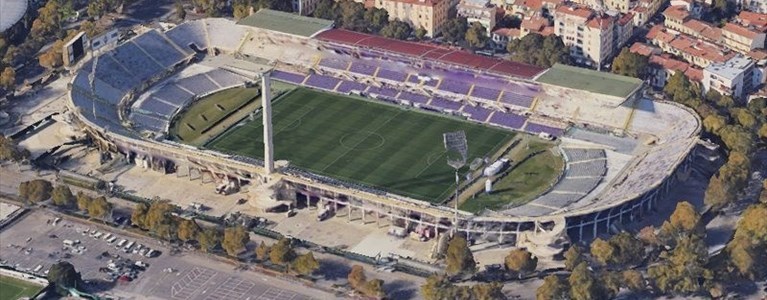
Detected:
[{"left": 67, "top": 10, "right": 701, "bottom": 251}]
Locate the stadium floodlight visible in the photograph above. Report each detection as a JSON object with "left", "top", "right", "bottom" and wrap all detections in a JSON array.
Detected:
[{"left": 443, "top": 130, "right": 467, "bottom": 234}]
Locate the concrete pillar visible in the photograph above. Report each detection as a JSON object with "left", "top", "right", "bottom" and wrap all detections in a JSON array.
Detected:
[
  {"left": 389, "top": 214, "right": 393, "bottom": 227},
  {"left": 348, "top": 206, "right": 353, "bottom": 221},
  {"left": 334, "top": 201, "right": 338, "bottom": 217},
  {"left": 262, "top": 72, "right": 274, "bottom": 174}
]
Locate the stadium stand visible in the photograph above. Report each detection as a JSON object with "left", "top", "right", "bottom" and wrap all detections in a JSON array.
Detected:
[
  {"left": 132, "top": 29, "right": 192, "bottom": 68},
  {"left": 207, "top": 69, "right": 246, "bottom": 87},
  {"left": 499, "top": 91, "right": 535, "bottom": 108},
  {"left": 136, "top": 98, "right": 179, "bottom": 117},
  {"left": 152, "top": 84, "right": 194, "bottom": 106},
  {"left": 336, "top": 80, "right": 367, "bottom": 94},
  {"left": 525, "top": 122, "right": 565, "bottom": 137},
  {"left": 110, "top": 42, "right": 164, "bottom": 82},
  {"left": 563, "top": 148, "right": 606, "bottom": 162},
  {"left": 305, "top": 74, "right": 341, "bottom": 90},
  {"left": 429, "top": 97, "right": 462, "bottom": 111},
  {"left": 204, "top": 18, "right": 246, "bottom": 52},
  {"left": 470, "top": 86, "right": 502, "bottom": 101},
  {"left": 315, "top": 29, "right": 546, "bottom": 79},
  {"left": 366, "top": 86, "right": 399, "bottom": 98},
  {"left": 165, "top": 20, "right": 209, "bottom": 50},
  {"left": 489, "top": 111, "right": 527, "bottom": 129},
  {"left": 272, "top": 70, "right": 306, "bottom": 84},
  {"left": 566, "top": 160, "right": 607, "bottom": 178},
  {"left": 376, "top": 68, "right": 408, "bottom": 82},
  {"left": 462, "top": 105, "right": 492, "bottom": 122},
  {"left": 319, "top": 57, "right": 350, "bottom": 70},
  {"left": 397, "top": 91, "right": 430, "bottom": 104},
  {"left": 349, "top": 62, "right": 378, "bottom": 76},
  {"left": 176, "top": 74, "right": 219, "bottom": 95},
  {"left": 129, "top": 113, "right": 168, "bottom": 132},
  {"left": 438, "top": 79, "right": 472, "bottom": 95}
]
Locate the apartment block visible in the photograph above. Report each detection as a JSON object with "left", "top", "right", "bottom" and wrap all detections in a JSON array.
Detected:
[
  {"left": 554, "top": 5, "right": 632, "bottom": 67},
  {"left": 374, "top": 0, "right": 449, "bottom": 37},
  {"left": 722, "top": 22, "right": 766, "bottom": 53},
  {"left": 457, "top": 0, "right": 497, "bottom": 34},
  {"left": 703, "top": 55, "right": 760, "bottom": 99},
  {"left": 646, "top": 25, "right": 735, "bottom": 68}
]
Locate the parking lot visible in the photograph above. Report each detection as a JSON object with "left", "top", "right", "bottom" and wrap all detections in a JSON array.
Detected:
[{"left": 0, "top": 210, "right": 322, "bottom": 300}]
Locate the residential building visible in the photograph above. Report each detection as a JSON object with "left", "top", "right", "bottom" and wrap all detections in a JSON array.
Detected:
[
  {"left": 507, "top": 0, "right": 562, "bottom": 18},
  {"left": 646, "top": 25, "right": 736, "bottom": 68},
  {"left": 662, "top": 5, "right": 721, "bottom": 42},
  {"left": 554, "top": 4, "right": 631, "bottom": 68},
  {"left": 662, "top": 6, "right": 690, "bottom": 32},
  {"left": 521, "top": 15, "right": 554, "bottom": 37},
  {"left": 722, "top": 22, "right": 766, "bottom": 53},
  {"left": 669, "top": 0, "right": 702, "bottom": 18},
  {"left": 737, "top": 11, "right": 767, "bottom": 32},
  {"left": 630, "top": 0, "right": 662, "bottom": 26},
  {"left": 703, "top": 55, "right": 760, "bottom": 99},
  {"left": 292, "top": 0, "right": 320, "bottom": 15},
  {"left": 742, "top": 0, "right": 767, "bottom": 14},
  {"left": 492, "top": 27, "right": 521, "bottom": 48},
  {"left": 629, "top": 42, "right": 700, "bottom": 88},
  {"left": 457, "top": 0, "right": 497, "bottom": 34},
  {"left": 374, "top": 0, "right": 449, "bottom": 37}
]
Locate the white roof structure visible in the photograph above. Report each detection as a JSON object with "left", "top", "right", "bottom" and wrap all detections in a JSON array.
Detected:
[{"left": 0, "top": 0, "right": 27, "bottom": 32}]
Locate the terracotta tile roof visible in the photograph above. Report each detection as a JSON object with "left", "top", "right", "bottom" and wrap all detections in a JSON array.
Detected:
[
  {"left": 648, "top": 26, "right": 677, "bottom": 43},
  {"left": 738, "top": 11, "right": 767, "bottom": 31},
  {"left": 382, "top": 0, "right": 443, "bottom": 6},
  {"left": 748, "top": 49, "right": 767, "bottom": 60},
  {"left": 493, "top": 28, "right": 521, "bottom": 37},
  {"left": 617, "top": 12, "right": 634, "bottom": 26},
  {"left": 515, "top": 0, "right": 543, "bottom": 10},
  {"left": 683, "top": 19, "right": 712, "bottom": 33},
  {"left": 663, "top": 5, "right": 689, "bottom": 21},
  {"left": 541, "top": 26, "right": 555, "bottom": 36},
  {"left": 522, "top": 16, "right": 549, "bottom": 32},
  {"left": 701, "top": 27, "right": 722, "bottom": 41},
  {"left": 556, "top": 5, "right": 594, "bottom": 19},
  {"left": 630, "top": 42, "right": 660, "bottom": 56},
  {"left": 650, "top": 54, "right": 690, "bottom": 72},
  {"left": 587, "top": 15, "right": 613, "bottom": 29},
  {"left": 684, "top": 67, "right": 703, "bottom": 82},
  {"left": 646, "top": 24, "right": 664, "bottom": 39},
  {"left": 542, "top": 0, "right": 564, "bottom": 5},
  {"left": 632, "top": 6, "right": 648, "bottom": 13},
  {"left": 723, "top": 22, "right": 761, "bottom": 39}
]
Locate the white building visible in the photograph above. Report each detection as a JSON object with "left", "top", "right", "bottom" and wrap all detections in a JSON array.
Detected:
[
  {"left": 457, "top": 0, "right": 498, "bottom": 35},
  {"left": 703, "top": 55, "right": 760, "bottom": 99}
]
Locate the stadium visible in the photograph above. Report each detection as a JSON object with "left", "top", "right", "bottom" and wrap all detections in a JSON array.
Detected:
[{"left": 67, "top": 9, "right": 700, "bottom": 253}]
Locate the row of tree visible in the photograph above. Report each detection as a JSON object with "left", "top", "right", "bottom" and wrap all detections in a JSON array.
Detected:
[
  {"left": 19, "top": 180, "right": 113, "bottom": 220},
  {"left": 348, "top": 265, "right": 386, "bottom": 298},
  {"left": 506, "top": 34, "right": 570, "bottom": 68}
]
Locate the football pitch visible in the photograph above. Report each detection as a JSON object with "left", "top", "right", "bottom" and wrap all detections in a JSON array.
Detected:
[
  {"left": 207, "top": 88, "right": 515, "bottom": 202},
  {"left": 0, "top": 275, "right": 43, "bottom": 300}
]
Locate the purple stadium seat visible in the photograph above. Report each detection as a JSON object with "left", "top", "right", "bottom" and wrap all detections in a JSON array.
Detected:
[
  {"left": 305, "top": 74, "right": 341, "bottom": 90},
  {"left": 272, "top": 70, "right": 306, "bottom": 84},
  {"left": 348, "top": 62, "right": 377, "bottom": 76},
  {"left": 430, "top": 97, "right": 462, "bottom": 111},
  {"left": 376, "top": 68, "right": 408, "bottom": 82},
  {"left": 462, "top": 105, "right": 492, "bottom": 122},
  {"left": 337, "top": 80, "right": 368, "bottom": 93},
  {"left": 397, "top": 91, "right": 429, "bottom": 104},
  {"left": 471, "top": 86, "right": 501, "bottom": 101},
  {"left": 525, "top": 122, "right": 565, "bottom": 137},
  {"left": 489, "top": 111, "right": 526, "bottom": 129},
  {"left": 499, "top": 92, "right": 535, "bottom": 108},
  {"left": 438, "top": 79, "right": 471, "bottom": 95}
]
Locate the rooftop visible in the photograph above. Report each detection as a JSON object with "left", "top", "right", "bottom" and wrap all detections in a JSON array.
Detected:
[
  {"left": 522, "top": 16, "right": 549, "bottom": 31},
  {"left": 493, "top": 27, "right": 521, "bottom": 37},
  {"left": 556, "top": 5, "right": 594, "bottom": 19},
  {"left": 535, "top": 64, "right": 643, "bottom": 98},
  {"left": 663, "top": 5, "right": 690, "bottom": 21},
  {"left": 237, "top": 9, "right": 334, "bottom": 38},
  {"left": 629, "top": 42, "right": 661, "bottom": 56},
  {"left": 684, "top": 67, "right": 703, "bottom": 82},
  {"left": 738, "top": 11, "right": 767, "bottom": 31},
  {"left": 650, "top": 54, "right": 690, "bottom": 73},
  {"left": 723, "top": 22, "right": 762, "bottom": 39},
  {"left": 705, "top": 55, "right": 755, "bottom": 80}
]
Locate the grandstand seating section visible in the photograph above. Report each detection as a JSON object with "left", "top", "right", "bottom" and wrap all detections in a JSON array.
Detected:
[
  {"left": 525, "top": 122, "right": 565, "bottom": 137},
  {"left": 111, "top": 42, "right": 165, "bottom": 82},
  {"left": 176, "top": 74, "right": 220, "bottom": 95},
  {"left": 165, "top": 20, "right": 208, "bottom": 50},
  {"left": 489, "top": 111, "right": 526, "bottom": 129},
  {"left": 336, "top": 80, "right": 367, "bottom": 93},
  {"left": 204, "top": 18, "right": 245, "bottom": 52},
  {"left": 132, "top": 30, "right": 191, "bottom": 68}
]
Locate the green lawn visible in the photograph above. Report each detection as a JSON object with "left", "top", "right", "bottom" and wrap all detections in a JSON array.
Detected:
[
  {"left": 170, "top": 87, "right": 260, "bottom": 143},
  {"left": 460, "top": 140, "right": 563, "bottom": 213},
  {"left": 206, "top": 88, "right": 514, "bottom": 202},
  {"left": 0, "top": 275, "right": 44, "bottom": 300}
]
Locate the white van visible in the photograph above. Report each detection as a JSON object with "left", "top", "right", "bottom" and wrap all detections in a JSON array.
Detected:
[
  {"left": 116, "top": 239, "right": 127, "bottom": 247},
  {"left": 63, "top": 240, "right": 80, "bottom": 246},
  {"left": 106, "top": 236, "right": 117, "bottom": 244},
  {"left": 102, "top": 233, "right": 112, "bottom": 240}
]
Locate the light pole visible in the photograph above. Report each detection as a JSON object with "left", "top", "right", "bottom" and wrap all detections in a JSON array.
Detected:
[{"left": 444, "top": 130, "right": 467, "bottom": 235}]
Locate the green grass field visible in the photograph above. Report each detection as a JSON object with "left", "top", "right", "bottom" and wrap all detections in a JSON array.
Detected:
[
  {"left": 0, "top": 275, "right": 44, "bottom": 300},
  {"left": 460, "top": 139, "right": 563, "bottom": 213},
  {"left": 207, "top": 88, "right": 515, "bottom": 202},
  {"left": 170, "top": 87, "right": 260, "bottom": 143}
]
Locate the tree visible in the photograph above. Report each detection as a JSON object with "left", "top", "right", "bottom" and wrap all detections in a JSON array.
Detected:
[
  {"left": 19, "top": 179, "right": 53, "bottom": 204},
  {"left": 568, "top": 262, "right": 605, "bottom": 300},
  {"left": 726, "top": 236, "right": 763, "bottom": 280},
  {"left": 536, "top": 275, "right": 569, "bottom": 300},
  {"left": 663, "top": 72, "right": 694, "bottom": 103},
  {"left": 648, "top": 235, "right": 713, "bottom": 295},
  {"left": 131, "top": 202, "right": 149, "bottom": 228},
  {"left": 465, "top": 22, "right": 488, "bottom": 50},
  {"left": 703, "top": 114, "right": 728, "bottom": 135},
  {"left": 442, "top": 17, "right": 468, "bottom": 44},
  {"left": 348, "top": 265, "right": 367, "bottom": 289},
  {"left": 145, "top": 200, "right": 178, "bottom": 239},
  {"left": 79, "top": 20, "right": 99, "bottom": 38},
  {"left": 47, "top": 261, "right": 84, "bottom": 295},
  {"left": 312, "top": 0, "right": 336, "bottom": 20},
  {"left": 269, "top": 238, "right": 295, "bottom": 265},
  {"left": 336, "top": 0, "right": 366, "bottom": 32},
  {"left": 505, "top": 248, "right": 537, "bottom": 278},
  {"left": 730, "top": 108, "right": 757, "bottom": 128},
  {"left": 471, "top": 282, "right": 505, "bottom": 300},
  {"left": 256, "top": 241, "right": 270, "bottom": 261},
  {"left": 600, "top": 271, "right": 622, "bottom": 298},
  {"left": 363, "top": 8, "right": 389, "bottom": 33},
  {"left": 718, "top": 125, "right": 754, "bottom": 154},
  {"left": 175, "top": 1, "right": 187, "bottom": 20},
  {"left": 607, "top": 232, "right": 645, "bottom": 266},
  {"left": 177, "top": 219, "right": 200, "bottom": 242},
  {"left": 421, "top": 274, "right": 457, "bottom": 300},
  {"left": 76, "top": 192, "right": 91, "bottom": 211},
  {"left": 380, "top": 20, "right": 412, "bottom": 40},
  {"left": 507, "top": 34, "right": 570, "bottom": 68},
  {"left": 51, "top": 185, "right": 75, "bottom": 208},
  {"left": 415, "top": 26, "right": 428, "bottom": 40},
  {"left": 612, "top": 47, "right": 648, "bottom": 78},
  {"left": 445, "top": 236, "right": 476, "bottom": 277},
  {"left": 222, "top": 225, "right": 249, "bottom": 256},
  {"left": 0, "top": 135, "right": 29, "bottom": 162},
  {"left": 623, "top": 269, "right": 645, "bottom": 292},
  {"left": 363, "top": 278, "right": 385, "bottom": 298},
  {"left": 197, "top": 227, "right": 221, "bottom": 252},
  {"left": 759, "top": 124, "right": 767, "bottom": 140},
  {"left": 705, "top": 174, "right": 737, "bottom": 211},
  {"left": 0, "top": 67, "right": 15, "bottom": 90},
  {"left": 292, "top": 252, "right": 320, "bottom": 275},
  {"left": 733, "top": 203, "right": 767, "bottom": 243},
  {"left": 564, "top": 245, "right": 583, "bottom": 271},
  {"left": 659, "top": 201, "right": 702, "bottom": 243},
  {"left": 87, "top": 196, "right": 111, "bottom": 220},
  {"left": 589, "top": 238, "right": 614, "bottom": 266},
  {"left": 638, "top": 226, "right": 659, "bottom": 246}
]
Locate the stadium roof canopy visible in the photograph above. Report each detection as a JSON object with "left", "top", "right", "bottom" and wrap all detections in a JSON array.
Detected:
[
  {"left": 535, "top": 64, "right": 644, "bottom": 98},
  {"left": 237, "top": 9, "right": 334, "bottom": 38},
  {"left": 0, "top": 0, "right": 27, "bottom": 32},
  {"left": 315, "top": 29, "right": 546, "bottom": 80}
]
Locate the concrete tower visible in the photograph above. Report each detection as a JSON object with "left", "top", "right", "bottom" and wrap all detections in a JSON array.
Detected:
[{"left": 262, "top": 72, "right": 274, "bottom": 174}]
